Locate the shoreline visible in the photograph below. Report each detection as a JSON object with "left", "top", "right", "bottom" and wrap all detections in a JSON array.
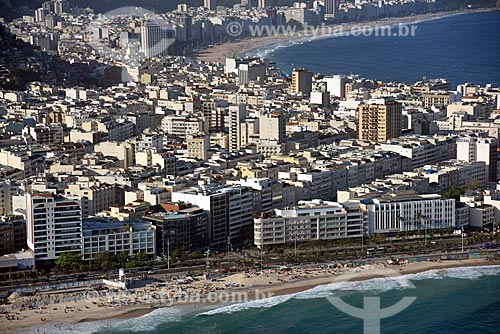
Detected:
[
  {"left": 193, "top": 8, "right": 497, "bottom": 64},
  {"left": 3, "top": 258, "right": 499, "bottom": 333},
  {"left": 238, "top": 258, "right": 500, "bottom": 304}
]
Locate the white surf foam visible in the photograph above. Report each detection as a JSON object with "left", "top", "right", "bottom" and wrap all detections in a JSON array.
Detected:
[
  {"left": 198, "top": 274, "right": 416, "bottom": 316},
  {"left": 293, "top": 275, "right": 416, "bottom": 301},
  {"left": 198, "top": 265, "right": 500, "bottom": 316},
  {"left": 198, "top": 294, "right": 293, "bottom": 316},
  {"left": 107, "top": 306, "right": 186, "bottom": 332},
  {"left": 30, "top": 306, "right": 189, "bottom": 334}
]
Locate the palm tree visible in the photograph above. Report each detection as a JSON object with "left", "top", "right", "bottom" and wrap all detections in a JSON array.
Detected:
[
  {"left": 415, "top": 212, "right": 429, "bottom": 246},
  {"left": 396, "top": 215, "right": 402, "bottom": 240}
]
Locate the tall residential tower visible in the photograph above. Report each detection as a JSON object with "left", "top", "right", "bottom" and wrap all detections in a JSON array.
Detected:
[{"left": 358, "top": 98, "right": 402, "bottom": 143}]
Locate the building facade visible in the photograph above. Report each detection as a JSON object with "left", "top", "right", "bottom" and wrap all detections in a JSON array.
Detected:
[
  {"left": 65, "top": 182, "right": 116, "bottom": 217},
  {"left": 358, "top": 98, "right": 402, "bottom": 143},
  {"left": 291, "top": 68, "right": 312, "bottom": 94},
  {"left": 26, "top": 192, "right": 82, "bottom": 260},
  {"left": 363, "top": 193, "right": 455, "bottom": 236},
  {"left": 0, "top": 215, "right": 26, "bottom": 256},
  {"left": 254, "top": 200, "right": 364, "bottom": 247},
  {"left": 457, "top": 136, "right": 498, "bottom": 181},
  {"left": 82, "top": 219, "right": 156, "bottom": 260},
  {"left": 141, "top": 21, "right": 175, "bottom": 58},
  {"left": 143, "top": 202, "right": 209, "bottom": 253}
]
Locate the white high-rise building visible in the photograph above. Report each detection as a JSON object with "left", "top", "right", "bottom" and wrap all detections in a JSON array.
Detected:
[
  {"left": 35, "top": 8, "right": 47, "bottom": 23},
  {"left": 229, "top": 104, "right": 246, "bottom": 152},
  {"left": 26, "top": 192, "right": 82, "bottom": 260},
  {"left": 204, "top": 0, "right": 216, "bottom": 10},
  {"left": 254, "top": 200, "right": 364, "bottom": 247},
  {"left": 325, "top": 75, "right": 348, "bottom": 98},
  {"left": 220, "top": 186, "right": 254, "bottom": 240},
  {"left": 363, "top": 193, "right": 455, "bottom": 236},
  {"left": 172, "top": 184, "right": 254, "bottom": 246},
  {"left": 457, "top": 136, "right": 498, "bottom": 181},
  {"left": 141, "top": 21, "right": 174, "bottom": 59},
  {"left": 171, "top": 189, "right": 227, "bottom": 247},
  {"left": 259, "top": 112, "right": 286, "bottom": 144},
  {"left": 258, "top": 112, "right": 287, "bottom": 157},
  {"left": 324, "top": 0, "right": 339, "bottom": 20}
]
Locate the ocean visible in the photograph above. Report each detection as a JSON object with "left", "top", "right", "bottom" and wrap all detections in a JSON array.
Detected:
[
  {"left": 248, "top": 11, "right": 500, "bottom": 87},
  {"left": 43, "top": 265, "right": 500, "bottom": 334}
]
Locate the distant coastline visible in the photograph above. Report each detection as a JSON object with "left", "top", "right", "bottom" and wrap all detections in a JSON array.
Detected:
[
  {"left": 4, "top": 258, "right": 499, "bottom": 334},
  {"left": 194, "top": 8, "right": 497, "bottom": 64}
]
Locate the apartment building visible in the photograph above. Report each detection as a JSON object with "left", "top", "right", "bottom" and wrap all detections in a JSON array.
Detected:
[
  {"left": 187, "top": 133, "right": 210, "bottom": 160},
  {"left": 457, "top": 136, "right": 498, "bottom": 181},
  {"left": 64, "top": 182, "right": 117, "bottom": 217},
  {"left": 161, "top": 115, "right": 205, "bottom": 139},
  {"left": 363, "top": 193, "right": 455, "bottom": 236},
  {"left": 254, "top": 199, "right": 364, "bottom": 247},
  {"left": 143, "top": 202, "right": 208, "bottom": 253},
  {"left": 0, "top": 215, "right": 26, "bottom": 256},
  {"left": 421, "top": 91, "right": 461, "bottom": 108},
  {"left": 291, "top": 68, "right": 312, "bottom": 94},
  {"left": 94, "top": 141, "right": 135, "bottom": 169},
  {"left": 378, "top": 136, "right": 457, "bottom": 169},
  {"left": 358, "top": 98, "right": 402, "bottom": 143},
  {"left": 171, "top": 183, "right": 254, "bottom": 246},
  {"left": 26, "top": 192, "right": 82, "bottom": 260},
  {"left": 22, "top": 124, "right": 64, "bottom": 145},
  {"left": 82, "top": 219, "right": 156, "bottom": 260}
]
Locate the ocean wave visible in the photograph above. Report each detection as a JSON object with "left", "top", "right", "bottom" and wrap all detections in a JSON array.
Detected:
[
  {"left": 409, "top": 265, "right": 500, "bottom": 281},
  {"left": 198, "top": 294, "right": 293, "bottom": 316},
  {"left": 243, "top": 40, "right": 308, "bottom": 58},
  {"left": 31, "top": 307, "right": 190, "bottom": 334},
  {"left": 294, "top": 274, "right": 416, "bottom": 300},
  {"left": 197, "top": 272, "right": 417, "bottom": 317},
  {"left": 106, "top": 306, "right": 186, "bottom": 332}
]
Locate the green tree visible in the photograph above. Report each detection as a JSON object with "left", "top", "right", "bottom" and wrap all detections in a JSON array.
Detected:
[
  {"left": 126, "top": 260, "right": 138, "bottom": 268},
  {"left": 55, "top": 252, "right": 84, "bottom": 274},
  {"left": 115, "top": 252, "right": 129, "bottom": 268},
  {"left": 135, "top": 252, "right": 150, "bottom": 264},
  {"left": 188, "top": 251, "right": 203, "bottom": 260},
  {"left": 94, "top": 252, "right": 114, "bottom": 271},
  {"left": 442, "top": 187, "right": 465, "bottom": 201}
]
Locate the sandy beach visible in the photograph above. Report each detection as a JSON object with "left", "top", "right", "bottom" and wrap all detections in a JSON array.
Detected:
[
  {"left": 1, "top": 258, "right": 499, "bottom": 334},
  {"left": 193, "top": 9, "right": 494, "bottom": 64}
]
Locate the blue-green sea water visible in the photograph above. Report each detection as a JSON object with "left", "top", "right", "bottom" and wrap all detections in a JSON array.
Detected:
[
  {"left": 43, "top": 265, "right": 500, "bottom": 334},
  {"left": 249, "top": 11, "right": 500, "bottom": 87}
]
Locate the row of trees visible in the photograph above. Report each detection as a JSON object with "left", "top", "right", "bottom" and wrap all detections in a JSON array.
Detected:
[
  {"left": 55, "top": 251, "right": 151, "bottom": 274},
  {"left": 53, "top": 248, "right": 207, "bottom": 275}
]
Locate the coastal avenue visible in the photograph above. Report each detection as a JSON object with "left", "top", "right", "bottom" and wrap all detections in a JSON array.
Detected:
[{"left": 1, "top": 234, "right": 496, "bottom": 294}]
